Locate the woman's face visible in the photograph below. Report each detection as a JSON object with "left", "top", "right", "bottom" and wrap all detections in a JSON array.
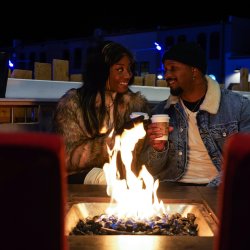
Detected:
[{"left": 106, "top": 55, "right": 133, "bottom": 93}]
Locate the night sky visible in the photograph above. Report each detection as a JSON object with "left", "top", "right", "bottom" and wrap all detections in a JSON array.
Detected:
[{"left": 1, "top": 4, "right": 248, "bottom": 48}]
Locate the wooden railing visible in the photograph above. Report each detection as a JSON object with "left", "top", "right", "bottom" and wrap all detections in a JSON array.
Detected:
[
  {"left": 11, "top": 58, "right": 166, "bottom": 87},
  {"left": 11, "top": 59, "right": 82, "bottom": 82},
  {"left": 0, "top": 98, "right": 57, "bottom": 132}
]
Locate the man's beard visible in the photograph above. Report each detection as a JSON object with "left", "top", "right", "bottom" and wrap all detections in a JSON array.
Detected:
[{"left": 170, "top": 86, "right": 183, "bottom": 96}]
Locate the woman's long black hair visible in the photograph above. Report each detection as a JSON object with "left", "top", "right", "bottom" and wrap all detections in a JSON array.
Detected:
[{"left": 77, "top": 40, "right": 135, "bottom": 137}]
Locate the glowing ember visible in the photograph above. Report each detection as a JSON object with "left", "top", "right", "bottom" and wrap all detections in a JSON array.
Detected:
[{"left": 103, "top": 122, "right": 165, "bottom": 220}]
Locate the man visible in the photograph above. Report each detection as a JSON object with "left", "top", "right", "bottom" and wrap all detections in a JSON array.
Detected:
[{"left": 140, "top": 42, "right": 250, "bottom": 187}]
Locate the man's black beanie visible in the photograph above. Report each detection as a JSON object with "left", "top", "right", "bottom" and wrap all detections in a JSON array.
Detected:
[{"left": 162, "top": 42, "right": 207, "bottom": 75}]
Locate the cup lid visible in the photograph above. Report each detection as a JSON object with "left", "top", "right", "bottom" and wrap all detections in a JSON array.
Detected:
[
  {"left": 130, "top": 112, "right": 149, "bottom": 120},
  {"left": 151, "top": 114, "right": 169, "bottom": 121},
  {"left": 151, "top": 114, "right": 169, "bottom": 118}
]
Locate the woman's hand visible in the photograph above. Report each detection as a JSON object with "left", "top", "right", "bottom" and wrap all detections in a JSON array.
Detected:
[
  {"left": 146, "top": 123, "right": 173, "bottom": 152},
  {"left": 116, "top": 115, "right": 145, "bottom": 135}
]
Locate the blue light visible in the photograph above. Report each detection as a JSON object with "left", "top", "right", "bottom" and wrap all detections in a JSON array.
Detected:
[
  {"left": 157, "top": 74, "right": 163, "bottom": 79},
  {"left": 154, "top": 42, "right": 162, "bottom": 51},
  {"left": 9, "top": 60, "right": 14, "bottom": 68}
]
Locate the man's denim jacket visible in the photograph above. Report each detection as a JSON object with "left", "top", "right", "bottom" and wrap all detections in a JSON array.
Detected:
[{"left": 140, "top": 76, "right": 250, "bottom": 187}]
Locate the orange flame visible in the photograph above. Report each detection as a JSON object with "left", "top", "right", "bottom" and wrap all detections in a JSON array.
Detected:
[{"left": 103, "top": 122, "right": 165, "bottom": 220}]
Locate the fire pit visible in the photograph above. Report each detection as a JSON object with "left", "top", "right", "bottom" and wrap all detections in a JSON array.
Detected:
[
  {"left": 66, "top": 121, "right": 218, "bottom": 241},
  {"left": 65, "top": 200, "right": 217, "bottom": 236}
]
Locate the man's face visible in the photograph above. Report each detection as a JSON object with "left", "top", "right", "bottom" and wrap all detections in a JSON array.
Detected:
[{"left": 163, "top": 60, "right": 194, "bottom": 96}]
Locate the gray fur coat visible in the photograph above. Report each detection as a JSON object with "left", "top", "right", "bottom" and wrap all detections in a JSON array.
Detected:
[{"left": 53, "top": 88, "right": 150, "bottom": 176}]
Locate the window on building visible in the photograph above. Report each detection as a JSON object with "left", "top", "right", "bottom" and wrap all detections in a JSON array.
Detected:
[
  {"left": 19, "top": 53, "right": 26, "bottom": 69},
  {"left": 140, "top": 61, "right": 149, "bottom": 76},
  {"left": 29, "top": 52, "right": 36, "bottom": 70},
  {"left": 177, "top": 35, "right": 186, "bottom": 43},
  {"left": 165, "top": 36, "right": 174, "bottom": 50},
  {"left": 73, "top": 48, "right": 82, "bottom": 69},
  {"left": 134, "top": 62, "right": 140, "bottom": 76},
  {"left": 63, "top": 49, "right": 70, "bottom": 61},
  {"left": 197, "top": 33, "right": 207, "bottom": 52},
  {"left": 209, "top": 32, "right": 220, "bottom": 59},
  {"left": 39, "top": 51, "right": 47, "bottom": 63}
]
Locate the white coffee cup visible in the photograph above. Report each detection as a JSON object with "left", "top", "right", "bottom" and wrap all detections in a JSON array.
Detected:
[{"left": 151, "top": 114, "right": 170, "bottom": 140}]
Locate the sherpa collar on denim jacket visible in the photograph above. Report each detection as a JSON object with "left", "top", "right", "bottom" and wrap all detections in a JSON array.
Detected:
[{"left": 164, "top": 75, "right": 221, "bottom": 114}]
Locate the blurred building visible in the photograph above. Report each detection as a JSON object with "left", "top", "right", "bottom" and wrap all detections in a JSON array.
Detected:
[{"left": 2, "top": 15, "right": 250, "bottom": 87}]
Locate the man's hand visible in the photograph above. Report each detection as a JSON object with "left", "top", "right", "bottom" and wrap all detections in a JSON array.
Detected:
[{"left": 146, "top": 123, "right": 173, "bottom": 151}]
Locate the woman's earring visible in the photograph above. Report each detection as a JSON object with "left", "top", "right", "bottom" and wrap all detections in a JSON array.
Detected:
[{"left": 192, "top": 68, "right": 196, "bottom": 80}]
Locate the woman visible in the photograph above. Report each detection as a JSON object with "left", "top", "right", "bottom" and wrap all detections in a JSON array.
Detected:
[{"left": 53, "top": 41, "right": 150, "bottom": 184}]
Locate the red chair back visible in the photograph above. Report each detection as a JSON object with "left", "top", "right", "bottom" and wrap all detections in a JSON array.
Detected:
[
  {"left": 215, "top": 133, "right": 250, "bottom": 250},
  {"left": 0, "top": 132, "right": 68, "bottom": 250}
]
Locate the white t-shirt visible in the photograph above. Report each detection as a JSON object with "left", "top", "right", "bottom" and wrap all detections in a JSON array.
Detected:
[{"left": 179, "top": 109, "right": 218, "bottom": 184}]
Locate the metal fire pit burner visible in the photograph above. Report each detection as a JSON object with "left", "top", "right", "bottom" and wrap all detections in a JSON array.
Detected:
[{"left": 65, "top": 202, "right": 217, "bottom": 236}]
